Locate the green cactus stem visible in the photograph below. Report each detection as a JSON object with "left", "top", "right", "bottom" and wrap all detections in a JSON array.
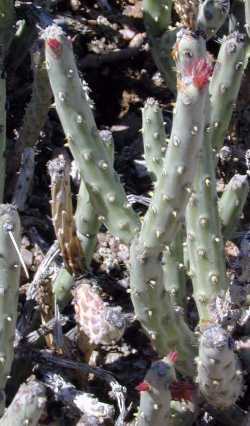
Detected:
[
  {"left": 142, "top": 98, "right": 168, "bottom": 180},
  {"left": 209, "top": 32, "right": 248, "bottom": 153},
  {"left": 218, "top": 174, "right": 249, "bottom": 241},
  {"left": 0, "top": 379, "right": 47, "bottom": 426},
  {"left": 185, "top": 33, "right": 248, "bottom": 324},
  {"left": 130, "top": 239, "right": 196, "bottom": 375},
  {"left": 18, "top": 43, "right": 52, "bottom": 150},
  {"left": 197, "top": 325, "right": 243, "bottom": 409},
  {"left": 197, "top": 0, "right": 230, "bottom": 39},
  {"left": 52, "top": 267, "right": 74, "bottom": 307},
  {"left": 44, "top": 25, "right": 140, "bottom": 245},
  {"left": 142, "top": 0, "right": 176, "bottom": 93},
  {"left": 162, "top": 226, "right": 187, "bottom": 308},
  {"left": 185, "top": 124, "right": 228, "bottom": 323},
  {"left": 0, "top": 0, "right": 16, "bottom": 71},
  {"left": 0, "top": 78, "right": 6, "bottom": 203},
  {"left": 142, "top": 0, "right": 172, "bottom": 37},
  {"left": 0, "top": 1, "right": 16, "bottom": 202},
  {"left": 138, "top": 30, "right": 209, "bottom": 253},
  {"left": 75, "top": 130, "right": 115, "bottom": 267},
  {"left": 135, "top": 352, "right": 177, "bottom": 426},
  {"left": 245, "top": 0, "right": 250, "bottom": 37},
  {"left": 0, "top": 205, "right": 21, "bottom": 416},
  {"left": 131, "top": 31, "right": 210, "bottom": 373}
]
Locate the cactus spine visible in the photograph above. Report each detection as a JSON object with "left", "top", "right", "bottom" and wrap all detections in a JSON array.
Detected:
[
  {"left": 0, "top": 205, "right": 21, "bottom": 415},
  {"left": 44, "top": 25, "right": 140, "bottom": 245}
]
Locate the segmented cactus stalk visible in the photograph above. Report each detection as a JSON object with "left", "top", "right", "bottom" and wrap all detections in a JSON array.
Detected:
[
  {"left": 135, "top": 352, "right": 177, "bottom": 426},
  {"left": 75, "top": 130, "right": 115, "bottom": 267},
  {"left": 0, "top": 205, "right": 21, "bottom": 415},
  {"left": 139, "top": 30, "right": 211, "bottom": 252},
  {"left": 18, "top": 43, "right": 52, "bottom": 150},
  {"left": 185, "top": 34, "right": 247, "bottom": 325},
  {"left": 142, "top": 98, "right": 168, "bottom": 180},
  {"left": 174, "top": 0, "right": 199, "bottom": 30},
  {"left": 245, "top": 0, "right": 250, "bottom": 37},
  {"left": 142, "top": 0, "right": 176, "bottom": 92},
  {"left": 162, "top": 227, "right": 187, "bottom": 308},
  {"left": 197, "top": 325, "right": 243, "bottom": 409},
  {"left": 47, "top": 154, "right": 86, "bottom": 274},
  {"left": 44, "top": 25, "right": 140, "bottom": 245},
  {"left": 209, "top": 32, "right": 248, "bottom": 152},
  {"left": 0, "top": 1, "right": 16, "bottom": 202},
  {"left": 185, "top": 121, "right": 228, "bottom": 323},
  {"left": 131, "top": 30, "right": 211, "bottom": 374},
  {"left": 219, "top": 174, "right": 249, "bottom": 241},
  {"left": 197, "top": 0, "right": 230, "bottom": 39},
  {"left": 0, "top": 379, "right": 47, "bottom": 426},
  {"left": 73, "top": 276, "right": 127, "bottom": 345}
]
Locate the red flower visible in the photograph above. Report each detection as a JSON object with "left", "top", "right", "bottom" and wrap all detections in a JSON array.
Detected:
[
  {"left": 185, "top": 58, "right": 213, "bottom": 89},
  {"left": 135, "top": 381, "right": 151, "bottom": 392},
  {"left": 47, "top": 38, "right": 62, "bottom": 58},
  {"left": 167, "top": 351, "right": 178, "bottom": 364}
]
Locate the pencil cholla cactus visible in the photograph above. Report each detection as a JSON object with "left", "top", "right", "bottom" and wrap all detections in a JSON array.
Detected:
[
  {"left": 135, "top": 352, "right": 178, "bottom": 426},
  {"left": 197, "top": 325, "right": 243, "bottom": 409}
]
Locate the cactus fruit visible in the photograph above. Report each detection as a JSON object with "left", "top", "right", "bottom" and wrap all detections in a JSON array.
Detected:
[
  {"left": 0, "top": 205, "right": 21, "bottom": 415},
  {"left": 0, "top": 379, "right": 47, "bottom": 426},
  {"left": 197, "top": 325, "right": 243, "bottom": 409},
  {"left": 44, "top": 24, "right": 140, "bottom": 245},
  {"left": 47, "top": 154, "right": 86, "bottom": 274},
  {"left": 219, "top": 174, "right": 249, "bottom": 241},
  {"left": 73, "top": 276, "right": 127, "bottom": 346},
  {"left": 142, "top": 98, "right": 168, "bottom": 180},
  {"left": 209, "top": 32, "right": 248, "bottom": 152},
  {"left": 174, "top": 0, "right": 199, "bottom": 30},
  {"left": 135, "top": 352, "right": 177, "bottom": 425},
  {"left": 197, "top": 0, "right": 230, "bottom": 39}
]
